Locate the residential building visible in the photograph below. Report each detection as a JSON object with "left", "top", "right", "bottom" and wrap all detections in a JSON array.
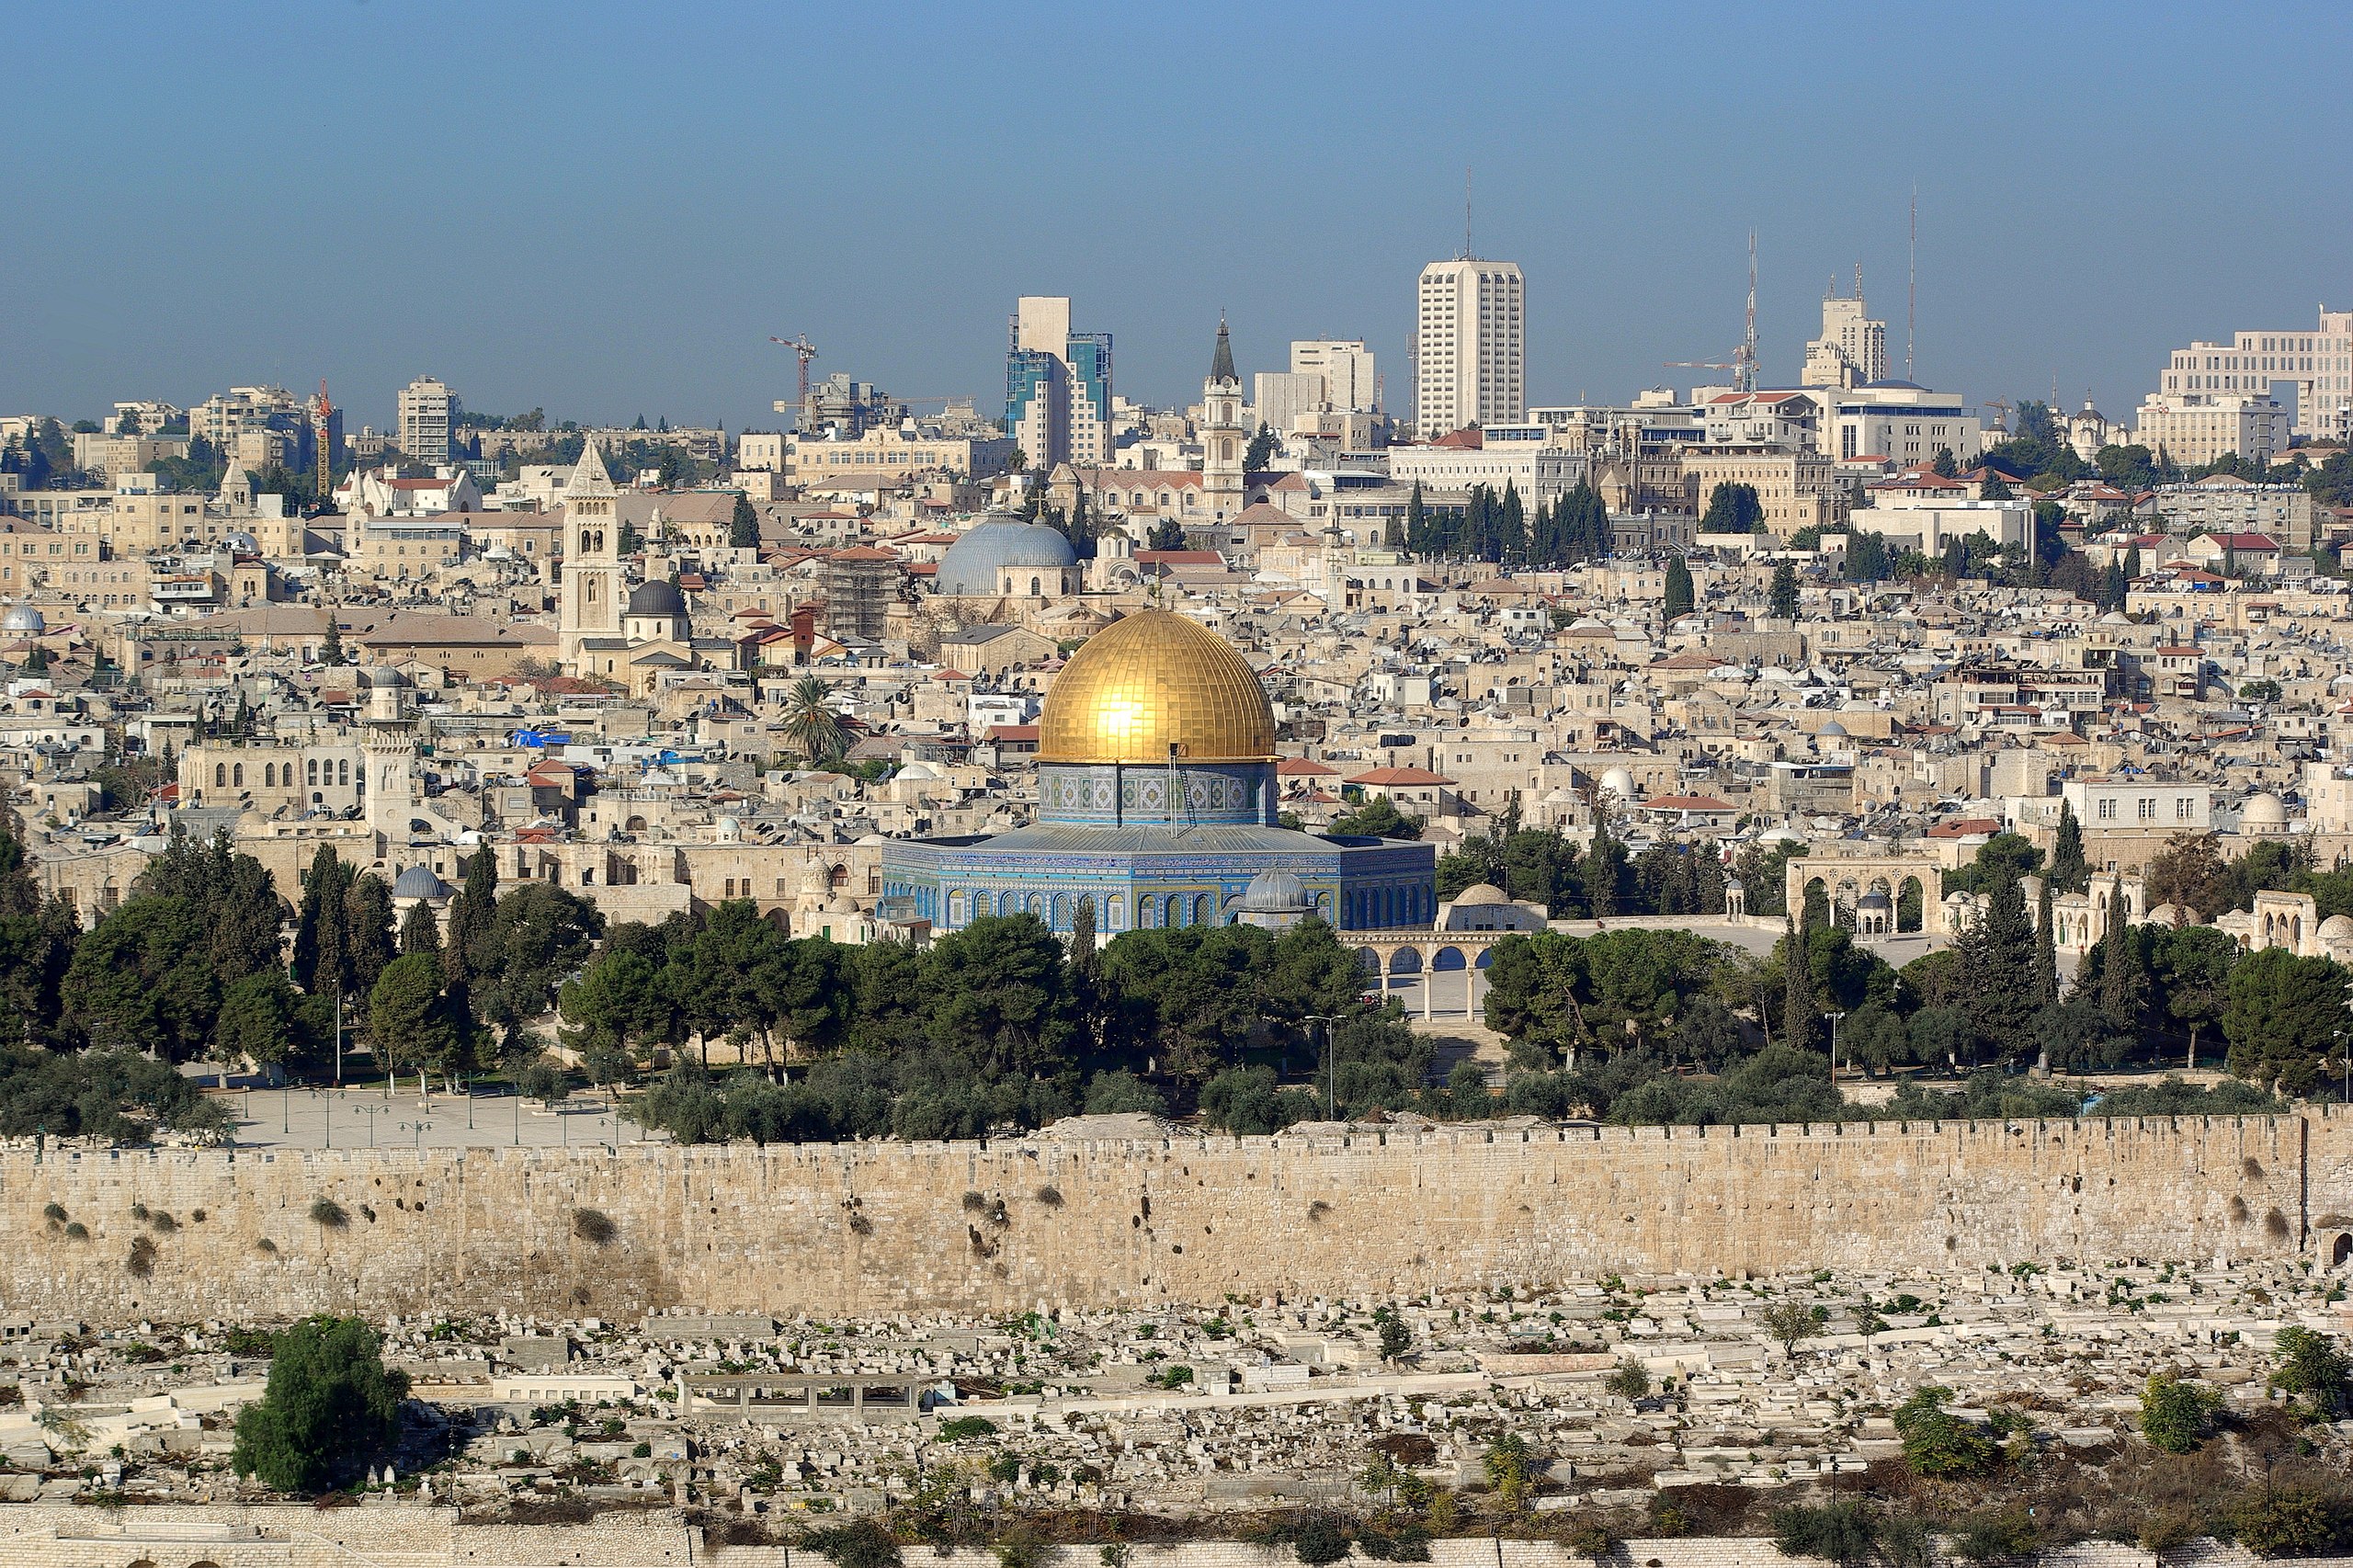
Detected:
[
  {"left": 1680, "top": 447, "right": 1847, "bottom": 534},
  {"left": 1415, "top": 257, "right": 1524, "bottom": 437},
  {"left": 396, "top": 375, "right": 461, "bottom": 464},
  {"left": 2152, "top": 475, "right": 2314, "bottom": 551},
  {"left": 2132, "top": 392, "right": 2287, "bottom": 468},
  {"left": 1387, "top": 427, "right": 1586, "bottom": 506},
  {"left": 1005, "top": 296, "right": 1113, "bottom": 468},
  {"left": 2154, "top": 309, "right": 2353, "bottom": 440},
  {"left": 1290, "top": 340, "right": 1378, "bottom": 411}
]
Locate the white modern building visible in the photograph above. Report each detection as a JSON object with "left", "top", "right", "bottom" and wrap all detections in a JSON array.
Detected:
[
  {"left": 1828, "top": 382, "right": 1982, "bottom": 466},
  {"left": 1290, "top": 340, "right": 1378, "bottom": 411},
  {"left": 1005, "top": 296, "right": 1114, "bottom": 468},
  {"left": 396, "top": 375, "right": 460, "bottom": 465},
  {"left": 2132, "top": 392, "right": 2287, "bottom": 468},
  {"left": 1387, "top": 430, "right": 1586, "bottom": 506},
  {"left": 1252, "top": 372, "right": 1325, "bottom": 438},
  {"left": 2154, "top": 310, "right": 2353, "bottom": 440},
  {"left": 1415, "top": 258, "right": 1525, "bottom": 437}
]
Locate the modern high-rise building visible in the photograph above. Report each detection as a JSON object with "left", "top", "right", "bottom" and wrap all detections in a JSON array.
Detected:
[
  {"left": 1414, "top": 260, "right": 1523, "bottom": 438},
  {"left": 2154, "top": 310, "right": 2353, "bottom": 441},
  {"left": 1252, "top": 372, "right": 1324, "bottom": 437},
  {"left": 1005, "top": 296, "right": 1112, "bottom": 469},
  {"left": 1290, "top": 339, "right": 1379, "bottom": 411},
  {"left": 1801, "top": 282, "right": 1889, "bottom": 389},
  {"left": 396, "top": 375, "right": 460, "bottom": 464}
]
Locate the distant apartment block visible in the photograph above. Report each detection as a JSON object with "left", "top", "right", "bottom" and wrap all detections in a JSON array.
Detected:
[
  {"left": 397, "top": 375, "right": 461, "bottom": 465},
  {"left": 2155, "top": 309, "right": 2353, "bottom": 440},
  {"left": 1005, "top": 296, "right": 1112, "bottom": 469},
  {"left": 1415, "top": 258, "right": 1524, "bottom": 437},
  {"left": 2132, "top": 392, "right": 2286, "bottom": 469}
]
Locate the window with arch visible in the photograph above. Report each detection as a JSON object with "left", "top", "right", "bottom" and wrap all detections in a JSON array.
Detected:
[
  {"left": 1193, "top": 892, "right": 1213, "bottom": 926},
  {"left": 307, "top": 758, "right": 319, "bottom": 786},
  {"left": 213, "top": 763, "right": 226, "bottom": 787},
  {"left": 1108, "top": 894, "right": 1126, "bottom": 930},
  {"left": 232, "top": 763, "right": 244, "bottom": 787},
  {"left": 1165, "top": 893, "right": 1185, "bottom": 928},
  {"left": 949, "top": 891, "right": 967, "bottom": 925}
]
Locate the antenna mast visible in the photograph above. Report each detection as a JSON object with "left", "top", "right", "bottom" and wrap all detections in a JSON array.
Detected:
[
  {"left": 1737, "top": 230, "right": 1758, "bottom": 393},
  {"left": 1906, "top": 186, "right": 1917, "bottom": 381},
  {"left": 1462, "top": 165, "right": 1473, "bottom": 259}
]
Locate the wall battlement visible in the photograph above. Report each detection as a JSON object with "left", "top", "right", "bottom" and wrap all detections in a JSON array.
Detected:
[{"left": 0, "top": 1108, "right": 2340, "bottom": 1326}]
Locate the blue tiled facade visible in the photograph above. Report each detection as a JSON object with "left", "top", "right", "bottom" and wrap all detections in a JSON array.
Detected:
[{"left": 882, "top": 758, "right": 1437, "bottom": 936}]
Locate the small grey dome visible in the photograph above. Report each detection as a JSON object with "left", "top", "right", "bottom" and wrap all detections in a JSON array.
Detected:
[
  {"left": 391, "top": 864, "right": 450, "bottom": 902},
  {"left": 221, "top": 531, "right": 259, "bottom": 555},
  {"left": 627, "top": 579, "right": 688, "bottom": 618},
  {"left": 934, "top": 515, "right": 1077, "bottom": 596},
  {"left": 1451, "top": 882, "right": 1508, "bottom": 906},
  {"left": 1857, "top": 890, "right": 1893, "bottom": 910},
  {"left": 1237, "top": 869, "right": 1312, "bottom": 915},
  {"left": 360, "top": 665, "right": 409, "bottom": 689},
  {"left": 1, "top": 605, "right": 46, "bottom": 635}
]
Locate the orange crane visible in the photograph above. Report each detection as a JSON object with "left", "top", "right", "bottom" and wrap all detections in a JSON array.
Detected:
[
  {"left": 768, "top": 335, "right": 818, "bottom": 430},
  {"left": 313, "top": 379, "right": 335, "bottom": 507}
]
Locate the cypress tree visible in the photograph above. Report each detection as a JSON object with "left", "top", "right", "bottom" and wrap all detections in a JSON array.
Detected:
[
  {"left": 1783, "top": 911, "right": 1818, "bottom": 1053},
  {"left": 2051, "top": 802, "right": 2088, "bottom": 893},
  {"left": 1664, "top": 556, "right": 1695, "bottom": 621},
  {"left": 2035, "top": 879, "right": 2059, "bottom": 1006},
  {"left": 2097, "top": 913, "right": 2149, "bottom": 1040}
]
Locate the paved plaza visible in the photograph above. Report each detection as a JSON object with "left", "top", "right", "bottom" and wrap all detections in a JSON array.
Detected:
[{"left": 203, "top": 1081, "right": 671, "bottom": 1151}]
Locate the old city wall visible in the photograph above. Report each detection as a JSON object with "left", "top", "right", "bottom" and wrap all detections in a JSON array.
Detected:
[{"left": 0, "top": 1111, "right": 2344, "bottom": 1328}]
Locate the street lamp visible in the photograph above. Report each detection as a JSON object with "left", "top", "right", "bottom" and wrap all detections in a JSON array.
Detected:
[
  {"left": 399, "top": 1119, "right": 426, "bottom": 1150},
  {"left": 1827, "top": 1011, "right": 1847, "bottom": 1080},
  {"left": 1304, "top": 1015, "right": 1337, "bottom": 1119},
  {"left": 353, "top": 1102, "right": 389, "bottom": 1148}
]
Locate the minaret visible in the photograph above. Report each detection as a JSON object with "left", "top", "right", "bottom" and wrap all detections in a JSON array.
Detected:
[
  {"left": 1200, "top": 317, "right": 1245, "bottom": 522},
  {"left": 559, "top": 440, "right": 623, "bottom": 668}
]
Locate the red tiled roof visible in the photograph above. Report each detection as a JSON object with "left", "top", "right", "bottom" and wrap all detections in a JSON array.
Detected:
[
  {"left": 1640, "top": 794, "right": 1735, "bottom": 812},
  {"left": 1347, "top": 766, "right": 1453, "bottom": 786}
]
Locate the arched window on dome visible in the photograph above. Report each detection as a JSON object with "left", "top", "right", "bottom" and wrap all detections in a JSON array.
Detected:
[
  {"left": 1166, "top": 894, "right": 1185, "bottom": 928},
  {"left": 974, "top": 891, "right": 993, "bottom": 918},
  {"left": 1030, "top": 576, "right": 1041, "bottom": 597},
  {"left": 1192, "top": 892, "right": 1212, "bottom": 926},
  {"left": 1139, "top": 897, "right": 1154, "bottom": 929},
  {"left": 1051, "top": 892, "right": 1068, "bottom": 929},
  {"left": 1108, "top": 894, "right": 1126, "bottom": 930},
  {"left": 1314, "top": 890, "right": 1332, "bottom": 920},
  {"left": 949, "top": 892, "right": 967, "bottom": 926}
]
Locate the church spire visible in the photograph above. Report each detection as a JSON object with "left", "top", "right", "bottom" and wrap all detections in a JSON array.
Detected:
[
  {"left": 1210, "top": 316, "right": 1236, "bottom": 385},
  {"left": 571, "top": 437, "right": 617, "bottom": 497}
]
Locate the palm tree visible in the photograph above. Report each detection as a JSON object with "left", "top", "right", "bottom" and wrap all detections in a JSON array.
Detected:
[{"left": 781, "top": 675, "right": 846, "bottom": 765}]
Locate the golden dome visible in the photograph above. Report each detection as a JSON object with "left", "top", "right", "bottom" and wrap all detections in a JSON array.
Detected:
[{"left": 1037, "top": 610, "right": 1276, "bottom": 765}]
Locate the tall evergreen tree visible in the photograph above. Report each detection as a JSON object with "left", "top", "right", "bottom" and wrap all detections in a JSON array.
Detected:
[
  {"left": 2097, "top": 914, "right": 2150, "bottom": 1040},
  {"left": 1497, "top": 482, "right": 1526, "bottom": 562},
  {"left": 1783, "top": 912, "right": 1817, "bottom": 1053},
  {"left": 1403, "top": 482, "right": 1425, "bottom": 555},
  {"left": 1664, "top": 556, "right": 1695, "bottom": 621},
  {"left": 2035, "top": 879, "right": 2059, "bottom": 1006},
  {"left": 1959, "top": 868, "right": 2041, "bottom": 1062},
  {"left": 400, "top": 899, "right": 441, "bottom": 957},
  {"left": 1584, "top": 827, "right": 1624, "bottom": 917},
  {"left": 1769, "top": 562, "right": 1800, "bottom": 619},
  {"left": 2050, "top": 802, "right": 2088, "bottom": 893}
]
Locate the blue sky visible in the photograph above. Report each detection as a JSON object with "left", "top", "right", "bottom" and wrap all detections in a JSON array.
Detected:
[{"left": 5, "top": 3, "right": 2349, "bottom": 436}]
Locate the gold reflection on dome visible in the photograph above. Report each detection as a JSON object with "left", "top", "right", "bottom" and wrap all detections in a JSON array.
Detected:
[{"left": 1037, "top": 610, "right": 1276, "bottom": 765}]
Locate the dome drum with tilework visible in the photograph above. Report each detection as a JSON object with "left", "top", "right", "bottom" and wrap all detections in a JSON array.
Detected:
[{"left": 1037, "top": 610, "right": 1276, "bottom": 766}]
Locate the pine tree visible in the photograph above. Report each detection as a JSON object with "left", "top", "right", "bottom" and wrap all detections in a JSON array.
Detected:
[
  {"left": 400, "top": 899, "right": 441, "bottom": 957},
  {"left": 1960, "top": 869, "right": 2041, "bottom": 1062},
  {"left": 1664, "top": 556, "right": 1695, "bottom": 621},
  {"left": 2051, "top": 802, "right": 2088, "bottom": 893},
  {"left": 1769, "top": 562, "right": 1800, "bottom": 619},
  {"left": 1783, "top": 912, "right": 1818, "bottom": 1053},
  {"left": 729, "top": 493, "right": 759, "bottom": 549},
  {"left": 1404, "top": 482, "right": 1427, "bottom": 557}
]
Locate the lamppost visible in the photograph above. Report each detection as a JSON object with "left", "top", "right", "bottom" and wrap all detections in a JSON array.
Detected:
[
  {"left": 1304, "top": 1015, "right": 1337, "bottom": 1119},
  {"left": 353, "top": 1102, "right": 389, "bottom": 1148},
  {"left": 1827, "top": 1011, "right": 1846, "bottom": 1080},
  {"left": 399, "top": 1119, "right": 426, "bottom": 1150}
]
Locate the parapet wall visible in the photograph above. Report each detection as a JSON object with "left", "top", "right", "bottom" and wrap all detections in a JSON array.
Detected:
[{"left": 0, "top": 1110, "right": 2343, "bottom": 1326}]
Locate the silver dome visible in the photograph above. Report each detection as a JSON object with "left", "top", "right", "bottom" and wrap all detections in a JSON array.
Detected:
[
  {"left": 0, "top": 605, "right": 45, "bottom": 635},
  {"left": 933, "top": 515, "right": 1076, "bottom": 596},
  {"left": 1236, "top": 869, "right": 1312, "bottom": 915}
]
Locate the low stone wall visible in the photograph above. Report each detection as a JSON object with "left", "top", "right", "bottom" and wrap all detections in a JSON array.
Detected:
[
  {"left": 0, "top": 1108, "right": 2338, "bottom": 1326},
  {"left": 0, "top": 1503, "right": 2303, "bottom": 1568}
]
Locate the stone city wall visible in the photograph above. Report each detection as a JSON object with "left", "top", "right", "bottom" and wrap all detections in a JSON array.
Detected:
[{"left": 0, "top": 1111, "right": 2340, "bottom": 1328}]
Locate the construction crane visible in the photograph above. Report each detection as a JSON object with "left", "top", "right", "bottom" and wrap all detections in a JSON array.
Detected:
[
  {"left": 767, "top": 335, "right": 818, "bottom": 431},
  {"left": 312, "top": 379, "right": 335, "bottom": 508},
  {"left": 1667, "top": 233, "right": 1761, "bottom": 393},
  {"left": 1981, "top": 398, "right": 2015, "bottom": 435}
]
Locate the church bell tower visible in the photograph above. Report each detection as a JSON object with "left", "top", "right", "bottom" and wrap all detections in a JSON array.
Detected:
[
  {"left": 559, "top": 440, "right": 624, "bottom": 668},
  {"left": 1201, "top": 317, "right": 1245, "bottom": 522}
]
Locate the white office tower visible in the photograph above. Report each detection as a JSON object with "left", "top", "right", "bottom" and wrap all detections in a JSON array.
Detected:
[
  {"left": 1802, "top": 284, "right": 1889, "bottom": 390},
  {"left": 1290, "top": 339, "right": 1379, "bottom": 411},
  {"left": 1415, "top": 260, "right": 1524, "bottom": 438}
]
